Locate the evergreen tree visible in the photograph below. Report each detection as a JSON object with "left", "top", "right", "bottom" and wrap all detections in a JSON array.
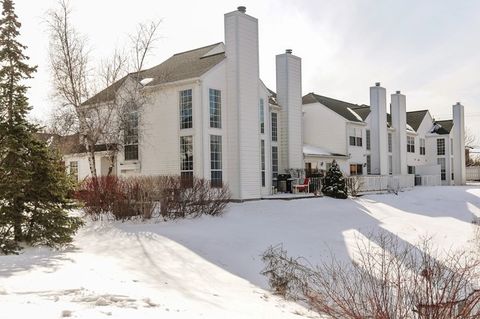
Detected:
[
  {"left": 0, "top": 0, "right": 82, "bottom": 254},
  {"left": 322, "top": 160, "right": 348, "bottom": 199}
]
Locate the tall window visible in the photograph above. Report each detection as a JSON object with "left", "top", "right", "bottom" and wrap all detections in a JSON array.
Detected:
[
  {"left": 272, "top": 146, "right": 278, "bottom": 178},
  {"left": 451, "top": 139, "right": 454, "bottom": 155},
  {"left": 437, "top": 138, "right": 445, "bottom": 155},
  {"left": 179, "top": 89, "right": 192, "bottom": 129},
  {"left": 408, "top": 166, "right": 416, "bottom": 174},
  {"left": 349, "top": 128, "right": 362, "bottom": 146},
  {"left": 407, "top": 136, "right": 415, "bottom": 153},
  {"left": 209, "top": 89, "right": 221, "bottom": 128},
  {"left": 366, "top": 129, "right": 371, "bottom": 150},
  {"left": 420, "top": 138, "right": 426, "bottom": 155},
  {"left": 69, "top": 161, "right": 78, "bottom": 182},
  {"left": 180, "top": 136, "right": 193, "bottom": 186},
  {"left": 366, "top": 155, "right": 371, "bottom": 174},
  {"left": 437, "top": 158, "right": 446, "bottom": 181},
  {"left": 388, "top": 155, "right": 393, "bottom": 175},
  {"left": 210, "top": 135, "right": 222, "bottom": 187},
  {"left": 350, "top": 164, "right": 363, "bottom": 176},
  {"left": 124, "top": 111, "right": 139, "bottom": 160},
  {"left": 259, "top": 99, "right": 265, "bottom": 134},
  {"left": 261, "top": 140, "right": 265, "bottom": 186},
  {"left": 271, "top": 112, "right": 278, "bottom": 142},
  {"left": 388, "top": 133, "right": 392, "bottom": 153}
]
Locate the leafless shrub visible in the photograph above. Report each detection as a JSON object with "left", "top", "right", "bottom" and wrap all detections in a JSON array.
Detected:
[
  {"left": 346, "top": 176, "right": 363, "bottom": 197},
  {"left": 261, "top": 233, "right": 480, "bottom": 319}
]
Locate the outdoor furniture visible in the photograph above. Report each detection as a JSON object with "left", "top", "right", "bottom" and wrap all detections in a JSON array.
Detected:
[{"left": 293, "top": 178, "right": 310, "bottom": 193}]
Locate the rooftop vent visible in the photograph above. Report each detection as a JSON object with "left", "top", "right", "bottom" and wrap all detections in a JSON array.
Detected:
[
  {"left": 456, "top": 102, "right": 461, "bottom": 105},
  {"left": 396, "top": 90, "right": 401, "bottom": 94},
  {"left": 237, "top": 6, "right": 246, "bottom": 13},
  {"left": 375, "top": 82, "right": 381, "bottom": 87},
  {"left": 286, "top": 49, "right": 292, "bottom": 54}
]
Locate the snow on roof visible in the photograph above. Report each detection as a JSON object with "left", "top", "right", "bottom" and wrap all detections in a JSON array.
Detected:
[
  {"left": 347, "top": 107, "right": 363, "bottom": 122},
  {"left": 406, "top": 123, "right": 415, "bottom": 132},
  {"left": 470, "top": 148, "right": 480, "bottom": 154},
  {"left": 303, "top": 144, "right": 347, "bottom": 158},
  {"left": 140, "top": 77, "right": 154, "bottom": 86}
]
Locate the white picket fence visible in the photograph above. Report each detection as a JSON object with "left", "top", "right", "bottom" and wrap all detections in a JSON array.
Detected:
[
  {"left": 466, "top": 166, "right": 480, "bottom": 181},
  {"left": 355, "top": 174, "right": 415, "bottom": 193},
  {"left": 417, "top": 175, "right": 442, "bottom": 186}
]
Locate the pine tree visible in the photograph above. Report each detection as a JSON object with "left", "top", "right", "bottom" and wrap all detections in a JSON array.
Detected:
[
  {"left": 0, "top": 0, "right": 82, "bottom": 254},
  {"left": 322, "top": 160, "right": 348, "bottom": 199}
]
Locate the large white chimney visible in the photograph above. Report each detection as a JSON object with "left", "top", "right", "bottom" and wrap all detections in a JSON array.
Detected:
[
  {"left": 391, "top": 91, "right": 407, "bottom": 175},
  {"left": 369, "top": 82, "right": 388, "bottom": 175},
  {"left": 225, "top": 6, "right": 261, "bottom": 199},
  {"left": 453, "top": 102, "right": 466, "bottom": 185},
  {"left": 276, "top": 49, "right": 303, "bottom": 171}
]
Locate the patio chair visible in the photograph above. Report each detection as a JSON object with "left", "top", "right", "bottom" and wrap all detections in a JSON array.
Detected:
[{"left": 293, "top": 178, "right": 310, "bottom": 194}]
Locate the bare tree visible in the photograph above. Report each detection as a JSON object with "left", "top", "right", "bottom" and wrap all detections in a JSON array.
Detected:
[
  {"left": 47, "top": 0, "right": 161, "bottom": 178},
  {"left": 465, "top": 127, "right": 477, "bottom": 148}
]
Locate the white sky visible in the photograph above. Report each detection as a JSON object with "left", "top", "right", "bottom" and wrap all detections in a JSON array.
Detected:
[{"left": 16, "top": 0, "right": 480, "bottom": 143}]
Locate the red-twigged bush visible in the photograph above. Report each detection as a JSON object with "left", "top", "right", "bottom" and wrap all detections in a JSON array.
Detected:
[{"left": 76, "top": 175, "right": 230, "bottom": 221}]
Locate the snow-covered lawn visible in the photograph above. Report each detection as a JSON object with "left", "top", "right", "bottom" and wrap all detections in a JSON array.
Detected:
[{"left": 1, "top": 186, "right": 479, "bottom": 318}]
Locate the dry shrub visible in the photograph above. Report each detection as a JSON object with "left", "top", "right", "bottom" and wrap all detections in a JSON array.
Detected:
[
  {"left": 76, "top": 175, "right": 230, "bottom": 221},
  {"left": 261, "top": 233, "right": 480, "bottom": 319}
]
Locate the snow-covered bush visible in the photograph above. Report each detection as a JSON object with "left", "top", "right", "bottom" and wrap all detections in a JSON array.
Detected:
[{"left": 322, "top": 160, "right": 348, "bottom": 199}]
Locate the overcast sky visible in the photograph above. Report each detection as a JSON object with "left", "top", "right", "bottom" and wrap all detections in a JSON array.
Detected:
[{"left": 16, "top": 0, "right": 480, "bottom": 143}]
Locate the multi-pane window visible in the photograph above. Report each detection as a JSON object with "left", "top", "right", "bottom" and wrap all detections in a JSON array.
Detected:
[
  {"left": 407, "top": 136, "right": 415, "bottom": 153},
  {"left": 438, "top": 158, "right": 446, "bottom": 181},
  {"left": 388, "top": 155, "right": 393, "bottom": 175},
  {"left": 261, "top": 140, "right": 265, "bottom": 187},
  {"left": 180, "top": 136, "right": 193, "bottom": 186},
  {"left": 271, "top": 112, "right": 277, "bottom": 142},
  {"left": 451, "top": 139, "right": 454, "bottom": 155},
  {"left": 350, "top": 164, "right": 363, "bottom": 176},
  {"left": 259, "top": 99, "right": 265, "bottom": 134},
  {"left": 209, "top": 89, "right": 221, "bottom": 128},
  {"left": 349, "top": 128, "right": 362, "bottom": 146},
  {"left": 179, "top": 89, "right": 193, "bottom": 129},
  {"left": 272, "top": 146, "right": 278, "bottom": 178},
  {"left": 366, "top": 155, "right": 371, "bottom": 175},
  {"left": 437, "top": 138, "right": 445, "bottom": 156},
  {"left": 69, "top": 161, "right": 78, "bottom": 182},
  {"left": 420, "top": 138, "right": 426, "bottom": 155},
  {"left": 388, "top": 133, "right": 392, "bottom": 153},
  {"left": 408, "top": 166, "right": 416, "bottom": 175},
  {"left": 210, "top": 135, "right": 222, "bottom": 187},
  {"left": 366, "top": 129, "right": 371, "bottom": 150},
  {"left": 124, "top": 111, "right": 139, "bottom": 160}
]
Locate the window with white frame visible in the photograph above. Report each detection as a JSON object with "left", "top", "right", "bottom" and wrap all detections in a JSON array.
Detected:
[
  {"left": 210, "top": 135, "right": 222, "bottom": 187},
  {"left": 388, "top": 155, "right": 393, "bottom": 175},
  {"left": 124, "top": 111, "right": 139, "bottom": 160},
  {"left": 366, "top": 155, "right": 371, "bottom": 174},
  {"left": 437, "top": 138, "right": 445, "bottom": 155},
  {"left": 259, "top": 99, "right": 264, "bottom": 134},
  {"left": 180, "top": 136, "right": 193, "bottom": 186},
  {"left": 350, "top": 164, "right": 363, "bottom": 175},
  {"left": 209, "top": 89, "right": 221, "bottom": 128},
  {"left": 420, "top": 138, "right": 426, "bottom": 155},
  {"left": 179, "top": 89, "right": 193, "bottom": 129},
  {"left": 272, "top": 146, "right": 278, "bottom": 178},
  {"left": 271, "top": 112, "right": 278, "bottom": 142},
  {"left": 261, "top": 140, "right": 265, "bottom": 187},
  {"left": 388, "top": 133, "right": 392, "bottom": 153},
  {"left": 366, "top": 129, "right": 371, "bottom": 150},
  {"left": 407, "top": 136, "right": 415, "bottom": 153},
  {"left": 437, "top": 157, "right": 446, "bottom": 180},
  {"left": 349, "top": 127, "right": 363, "bottom": 147},
  {"left": 69, "top": 161, "right": 78, "bottom": 182}
]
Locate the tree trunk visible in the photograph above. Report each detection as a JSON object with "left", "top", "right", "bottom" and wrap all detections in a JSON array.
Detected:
[{"left": 13, "top": 198, "right": 23, "bottom": 242}]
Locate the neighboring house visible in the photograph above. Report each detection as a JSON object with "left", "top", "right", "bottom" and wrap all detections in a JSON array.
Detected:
[
  {"left": 60, "top": 6, "right": 467, "bottom": 200},
  {"left": 302, "top": 84, "right": 466, "bottom": 186}
]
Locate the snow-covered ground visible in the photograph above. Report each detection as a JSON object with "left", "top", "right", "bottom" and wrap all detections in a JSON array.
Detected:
[{"left": 1, "top": 186, "right": 479, "bottom": 318}]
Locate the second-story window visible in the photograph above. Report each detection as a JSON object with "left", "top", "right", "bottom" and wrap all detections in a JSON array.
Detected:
[
  {"left": 124, "top": 111, "right": 139, "bottom": 160},
  {"left": 209, "top": 89, "right": 221, "bottom": 128},
  {"left": 366, "top": 129, "right": 371, "bottom": 150},
  {"left": 349, "top": 128, "right": 362, "bottom": 146},
  {"left": 437, "top": 138, "right": 445, "bottom": 156},
  {"left": 420, "top": 138, "right": 426, "bottom": 155},
  {"left": 407, "top": 136, "right": 415, "bottom": 153},
  {"left": 180, "top": 89, "right": 192, "bottom": 129},
  {"left": 271, "top": 112, "right": 277, "bottom": 142},
  {"left": 259, "top": 99, "right": 265, "bottom": 134}
]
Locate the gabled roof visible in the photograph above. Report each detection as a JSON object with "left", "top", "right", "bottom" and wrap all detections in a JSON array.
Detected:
[
  {"left": 432, "top": 119, "right": 454, "bottom": 135},
  {"left": 303, "top": 93, "right": 366, "bottom": 123},
  {"left": 406, "top": 110, "right": 429, "bottom": 131},
  {"left": 84, "top": 42, "right": 226, "bottom": 105}
]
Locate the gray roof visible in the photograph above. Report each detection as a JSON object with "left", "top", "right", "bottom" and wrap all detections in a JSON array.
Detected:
[
  {"left": 406, "top": 110, "right": 429, "bottom": 131},
  {"left": 303, "top": 93, "right": 366, "bottom": 123},
  {"left": 432, "top": 119, "right": 454, "bottom": 135},
  {"left": 84, "top": 42, "right": 226, "bottom": 105}
]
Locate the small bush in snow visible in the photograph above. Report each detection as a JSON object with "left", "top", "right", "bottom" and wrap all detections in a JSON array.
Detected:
[{"left": 261, "top": 233, "right": 480, "bottom": 318}]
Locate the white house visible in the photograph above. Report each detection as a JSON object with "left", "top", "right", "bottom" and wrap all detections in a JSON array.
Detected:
[{"left": 62, "top": 6, "right": 466, "bottom": 200}]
